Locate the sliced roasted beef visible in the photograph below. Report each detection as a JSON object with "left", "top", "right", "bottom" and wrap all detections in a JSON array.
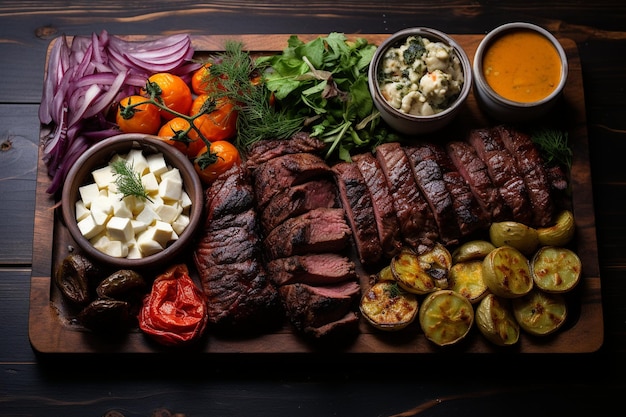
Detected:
[
  {"left": 266, "top": 253, "right": 357, "bottom": 286},
  {"left": 375, "top": 142, "right": 438, "bottom": 253},
  {"left": 304, "top": 311, "right": 360, "bottom": 339},
  {"left": 197, "top": 259, "right": 281, "bottom": 329},
  {"left": 467, "top": 128, "right": 533, "bottom": 225},
  {"left": 404, "top": 145, "right": 461, "bottom": 245},
  {"left": 422, "top": 143, "right": 489, "bottom": 237},
  {"left": 260, "top": 179, "right": 338, "bottom": 233},
  {"left": 264, "top": 208, "right": 352, "bottom": 259},
  {"left": 253, "top": 152, "right": 333, "bottom": 209},
  {"left": 244, "top": 132, "right": 327, "bottom": 170},
  {"left": 279, "top": 281, "right": 360, "bottom": 338},
  {"left": 494, "top": 125, "right": 555, "bottom": 227},
  {"left": 194, "top": 163, "right": 281, "bottom": 330},
  {"left": 352, "top": 152, "right": 402, "bottom": 258},
  {"left": 447, "top": 139, "right": 509, "bottom": 222},
  {"left": 332, "top": 161, "right": 383, "bottom": 265}
]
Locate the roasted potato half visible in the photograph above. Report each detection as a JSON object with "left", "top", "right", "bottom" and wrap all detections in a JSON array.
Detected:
[
  {"left": 537, "top": 210, "right": 576, "bottom": 247},
  {"left": 448, "top": 260, "right": 489, "bottom": 304},
  {"left": 531, "top": 246, "right": 582, "bottom": 293},
  {"left": 452, "top": 240, "right": 496, "bottom": 263},
  {"left": 391, "top": 248, "right": 437, "bottom": 295},
  {"left": 360, "top": 281, "right": 419, "bottom": 331},
  {"left": 475, "top": 294, "right": 520, "bottom": 346},
  {"left": 482, "top": 246, "right": 533, "bottom": 298},
  {"left": 419, "top": 289, "right": 474, "bottom": 346},
  {"left": 489, "top": 221, "right": 539, "bottom": 255},
  {"left": 512, "top": 289, "right": 568, "bottom": 336}
]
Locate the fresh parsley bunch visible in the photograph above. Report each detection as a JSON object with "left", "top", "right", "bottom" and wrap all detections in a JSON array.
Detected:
[{"left": 257, "top": 33, "right": 400, "bottom": 161}]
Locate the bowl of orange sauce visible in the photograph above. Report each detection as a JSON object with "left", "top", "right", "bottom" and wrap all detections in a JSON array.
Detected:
[{"left": 472, "top": 22, "right": 568, "bottom": 122}]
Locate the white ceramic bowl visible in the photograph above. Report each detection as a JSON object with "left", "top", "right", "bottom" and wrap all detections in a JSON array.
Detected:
[
  {"left": 61, "top": 133, "right": 204, "bottom": 271},
  {"left": 368, "top": 27, "right": 472, "bottom": 136},
  {"left": 472, "top": 22, "right": 568, "bottom": 122}
]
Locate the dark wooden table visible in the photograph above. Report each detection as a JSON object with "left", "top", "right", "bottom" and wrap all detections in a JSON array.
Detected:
[{"left": 2, "top": 1, "right": 625, "bottom": 416}]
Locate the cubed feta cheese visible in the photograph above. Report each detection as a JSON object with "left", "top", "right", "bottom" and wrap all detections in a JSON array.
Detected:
[
  {"left": 180, "top": 191, "right": 192, "bottom": 210},
  {"left": 136, "top": 228, "right": 164, "bottom": 256},
  {"left": 141, "top": 172, "right": 159, "bottom": 194},
  {"left": 135, "top": 204, "right": 160, "bottom": 226},
  {"left": 126, "top": 149, "right": 149, "bottom": 175},
  {"left": 172, "top": 213, "right": 190, "bottom": 235},
  {"left": 75, "top": 200, "right": 90, "bottom": 222},
  {"left": 152, "top": 220, "right": 174, "bottom": 246},
  {"left": 77, "top": 215, "right": 104, "bottom": 240},
  {"left": 158, "top": 176, "right": 183, "bottom": 201},
  {"left": 155, "top": 202, "right": 182, "bottom": 224},
  {"left": 78, "top": 182, "right": 100, "bottom": 209},
  {"left": 99, "top": 240, "right": 129, "bottom": 258},
  {"left": 92, "top": 164, "right": 116, "bottom": 190},
  {"left": 106, "top": 216, "right": 134, "bottom": 242},
  {"left": 160, "top": 167, "right": 182, "bottom": 183},
  {"left": 147, "top": 153, "right": 168, "bottom": 176},
  {"left": 90, "top": 195, "right": 113, "bottom": 226}
]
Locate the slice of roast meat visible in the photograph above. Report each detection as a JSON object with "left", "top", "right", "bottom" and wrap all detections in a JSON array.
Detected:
[
  {"left": 375, "top": 142, "right": 438, "bottom": 253},
  {"left": 303, "top": 311, "right": 360, "bottom": 340},
  {"left": 266, "top": 253, "right": 356, "bottom": 286},
  {"left": 494, "top": 125, "right": 555, "bottom": 227},
  {"left": 204, "top": 164, "right": 255, "bottom": 223},
  {"left": 197, "top": 259, "right": 281, "bottom": 329},
  {"left": 244, "top": 132, "right": 327, "bottom": 170},
  {"left": 467, "top": 128, "right": 533, "bottom": 225},
  {"left": 352, "top": 152, "right": 402, "bottom": 258},
  {"left": 404, "top": 144, "right": 461, "bottom": 245},
  {"left": 264, "top": 208, "right": 352, "bottom": 259},
  {"left": 447, "top": 140, "right": 509, "bottom": 222},
  {"left": 279, "top": 281, "right": 360, "bottom": 338},
  {"left": 332, "top": 162, "right": 383, "bottom": 265},
  {"left": 260, "top": 179, "right": 338, "bottom": 233},
  {"left": 253, "top": 152, "right": 333, "bottom": 209},
  {"left": 422, "top": 143, "right": 489, "bottom": 237}
]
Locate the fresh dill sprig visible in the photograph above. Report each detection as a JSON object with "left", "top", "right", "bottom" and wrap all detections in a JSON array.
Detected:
[
  {"left": 111, "top": 159, "right": 152, "bottom": 202},
  {"left": 384, "top": 281, "right": 402, "bottom": 298},
  {"left": 531, "top": 128, "right": 573, "bottom": 169}
]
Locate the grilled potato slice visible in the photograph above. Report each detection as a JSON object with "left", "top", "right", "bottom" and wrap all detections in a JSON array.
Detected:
[
  {"left": 489, "top": 221, "right": 539, "bottom": 255},
  {"left": 360, "top": 281, "right": 419, "bottom": 331},
  {"left": 417, "top": 243, "right": 453, "bottom": 289},
  {"left": 376, "top": 265, "right": 395, "bottom": 282},
  {"left": 537, "top": 210, "right": 575, "bottom": 247},
  {"left": 391, "top": 248, "right": 437, "bottom": 295},
  {"left": 512, "top": 290, "right": 568, "bottom": 336},
  {"left": 419, "top": 290, "right": 474, "bottom": 346},
  {"left": 531, "top": 246, "right": 582, "bottom": 293},
  {"left": 482, "top": 246, "right": 533, "bottom": 298},
  {"left": 448, "top": 260, "right": 489, "bottom": 304},
  {"left": 476, "top": 294, "right": 520, "bottom": 346},
  {"left": 452, "top": 240, "right": 496, "bottom": 263}
]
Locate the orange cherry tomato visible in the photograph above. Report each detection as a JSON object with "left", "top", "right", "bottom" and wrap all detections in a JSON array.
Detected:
[
  {"left": 157, "top": 117, "right": 205, "bottom": 158},
  {"left": 144, "top": 72, "right": 192, "bottom": 120},
  {"left": 193, "top": 140, "right": 241, "bottom": 185},
  {"left": 191, "top": 62, "right": 226, "bottom": 96},
  {"left": 191, "top": 95, "right": 238, "bottom": 142},
  {"left": 115, "top": 95, "right": 161, "bottom": 134}
]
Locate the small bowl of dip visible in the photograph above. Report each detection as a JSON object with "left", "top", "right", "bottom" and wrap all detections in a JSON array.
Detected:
[
  {"left": 368, "top": 27, "right": 472, "bottom": 136},
  {"left": 472, "top": 22, "right": 568, "bottom": 122}
]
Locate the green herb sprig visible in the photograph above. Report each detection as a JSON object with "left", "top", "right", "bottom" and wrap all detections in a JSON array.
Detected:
[
  {"left": 531, "top": 128, "right": 573, "bottom": 169},
  {"left": 111, "top": 159, "right": 152, "bottom": 202}
]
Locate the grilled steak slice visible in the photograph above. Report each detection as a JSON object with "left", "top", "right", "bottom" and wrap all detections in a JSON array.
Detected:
[
  {"left": 494, "top": 125, "right": 555, "bottom": 227},
  {"left": 260, "top": 179, "right": 338, "bottom": 233},
  {"left": 304, "top": 311, "right": 360, "bottom": 339},
  {"left": 447, "top": 140, "right": 509, "bottom": 222},
  {"left": 332, "top": 162, "right": 383, "bottom": 265},
  {"left": 353, "top": 152, "right": 402, "bottom": 258},
  {"left": 194, "top": 163, "right": 281, "bottom": 330},
  {"left": 264, "top": 208, "right": 352, "bottom": 259},
  {"left": 266, "top": 253, "right": 357, "bottom": 286},
  {"left": 279, "top": 281, "right": 360, "bottom": 338},
  {"left": 198, "top": 259, "right": 281, "bottom": 329},
  {"left": 245, "top": 132, "right": 326, "bottom": 170},
  {"left": 253, "top": 152, "right": 333, "bottom": 209},
  {"left": 376, "top": 142, "right": 438, "bottom": 253},
  {"left": 404, "top": 145, "right": 461, "bottom": 245},
  {"left": 467, "top": 128, "right": 533, "bottom": 225},
  {"left": 423, "top": 143, "right": 489, "bottom": 237}
]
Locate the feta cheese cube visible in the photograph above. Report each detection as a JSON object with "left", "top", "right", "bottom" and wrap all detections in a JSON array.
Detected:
[
  {"left": 75, "top": 200, "right": 90, "bottom": 222},
  {"left": 141, "top": 172, "right": 159, "bottom": 194},
  {"left": 135, "top": 204, "right": 160, "bottom": 226},
  {"left": 131, "top": 219, "right": 148, "bottom": 235},
  {"left": 155, "top": 202, "right": 182, "bottom": 224},
  {"left": 92, "top": 164, "right": 116, "bottom": 190},
  {"left": 147, "top": 153, "right": 168, "bottom": 176},
  {"left": 152, "top": 220, "right": 174, "bottom": 246},
  {"left": 161, "top": 167, "right": 182, "bottom": 183},
  {"left": 172, "top": 213, "right": 190, "bottom": 235},
  {"left": 106, "top": 216, "right": 134, "bottom": 242},
  {"left": 90, "top": 195, "right": 113, "bottom": 226},
  {"left": 136, "top": 228, "right": 164, "bottom": 256},
  {"left": 99, "top": 240, "right": 129, "bottom": 258},
  {"left": 77, "top": 215, "right": 104, "bottom": 240},
  {"left": 158, "top": 176, "right": 183, "bottom": 201},
  {"left": 125, "top": 149, "right": 149, "bottom": 175},
  {"left": 180, "top": 191, "right": 192, "bottom": 210},
  {"left": 78, "top": 182, "right": 100, "bottom": 209}
]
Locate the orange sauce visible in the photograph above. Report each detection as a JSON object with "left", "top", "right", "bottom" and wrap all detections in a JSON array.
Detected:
[{"left": 482, "top": 29, "right": 562, "bottom": 103}]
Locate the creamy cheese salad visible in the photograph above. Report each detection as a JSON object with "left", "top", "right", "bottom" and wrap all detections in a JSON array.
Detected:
[{"left": 378, "top": 35, "right": 464, "bottom": 116}]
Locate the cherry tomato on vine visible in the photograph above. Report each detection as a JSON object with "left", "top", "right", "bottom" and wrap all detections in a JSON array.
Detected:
[
  {"left": 157, "top": 117, "right": 205, "bottom": 158},
  {"left": 191, "top": 95, "right": 238, "bottom": 142},
  {"left": 193, "top": 140, "right": 241, "bottom": 185},
  {"left": 191, "top": 62, "right": 226, "bottom": 96},
  {"left": 143, "top": 72, "right": 192, "bottom": 120},
  {"left": 115, "top": 95, "right": 161, "bottom": 134}
]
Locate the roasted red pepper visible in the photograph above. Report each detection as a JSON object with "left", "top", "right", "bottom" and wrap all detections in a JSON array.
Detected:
[{"left": 138, "top": 264, "right": 208, "bottom": 346}]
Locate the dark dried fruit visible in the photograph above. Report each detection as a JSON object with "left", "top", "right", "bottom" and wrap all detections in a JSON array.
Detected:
[
  {"left": 96, "top": 269, "right": 146, "bottom": 300},
  {"left": 54, "top": 254, "right": 100, "bottom": 306},
  {"left": 78, "top": 298, "right": 131, "bottom": 332}
]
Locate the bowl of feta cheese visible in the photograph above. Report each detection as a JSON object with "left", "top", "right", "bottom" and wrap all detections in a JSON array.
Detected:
[
  {"left": 61, "top": 133, "right": 204, "bottom": 270},
  {"left": 368, "top": 27, "right": 472, "bottom": 136}
]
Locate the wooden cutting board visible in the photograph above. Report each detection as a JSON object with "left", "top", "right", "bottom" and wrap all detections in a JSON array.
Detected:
[{"left": 29, "top": 34, "right": 603, "bottom": 354}]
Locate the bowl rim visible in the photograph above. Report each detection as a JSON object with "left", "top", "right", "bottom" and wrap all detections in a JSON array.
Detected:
[
  {"left": 368, "top": 27, "right": 473, "bottom": 123},
  {"left": 472, "top": 22, "right": 569, "bottom": 108},
  {"left": 61, "top": 133, "right": 204, "bottom": 270}
]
